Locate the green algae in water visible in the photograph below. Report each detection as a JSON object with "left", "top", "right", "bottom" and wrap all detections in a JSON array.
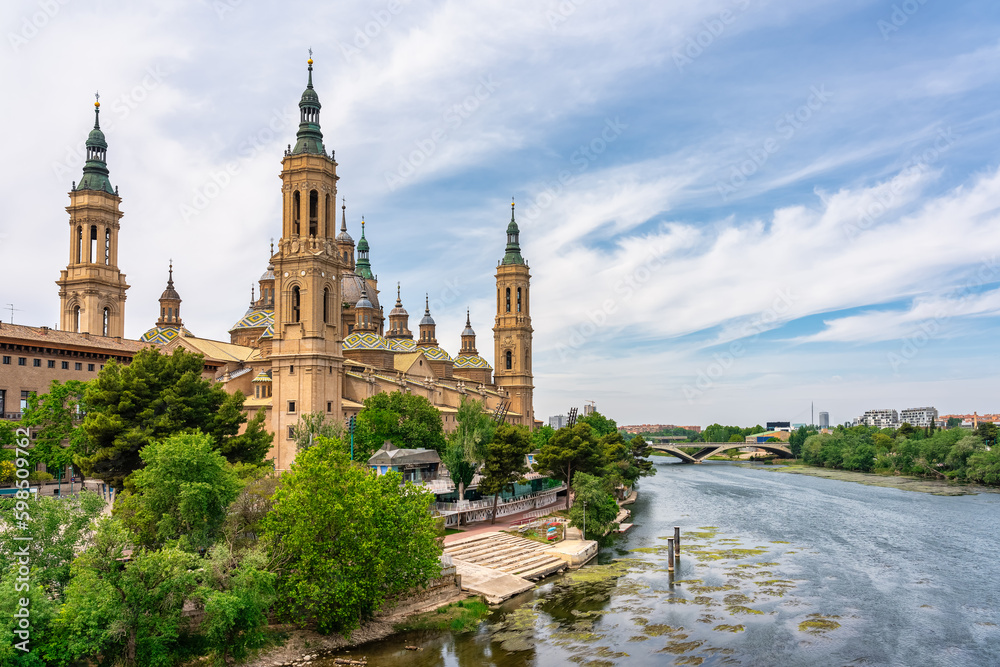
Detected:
[
  {"left": 723, "top": 593, "right": 753, "bottom": 605},
  {"left": 644, "top": 624, "right": 680, "bottom": 637},
  {"left": 628, "top": 635, "right": 650, "bottom": 642},
  {"left": 798, "top": 613, "right": 842, "bottom": 635},
  {"left": 770, "top": 540, "right": 791, "bottom": 544},
  {"left": 675, "top": 658, "right": 705, "bottom": 666},
  {"left": 713, "top": 624, "right": 745, "bottom": 633},
  {"left": 659, "top": 639, "right": 706, "bottom": 654},
  {"left": 726, "top": 605, "right": 764, "bottom": 615},
  {"left": 687, "top": 583, "right": 737, "bottom": 594},
  {"left": 693, "top": 596, "right": 718, "bottom": 607}
]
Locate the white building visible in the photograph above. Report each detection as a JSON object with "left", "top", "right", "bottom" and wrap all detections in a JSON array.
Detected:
[
  {"left": 549, "top": 415, "right": 567, "bottom": 429},
  {"left": 856, "top": 409, "right": 899, "bottom": 429},
  {"left": 900, "top": 407, "right": 938, "bottom": 428}
]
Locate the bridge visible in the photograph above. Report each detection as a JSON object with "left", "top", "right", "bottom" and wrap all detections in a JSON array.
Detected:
[{"left": 650, "top": 442, "right": 793, "bottom": 464}]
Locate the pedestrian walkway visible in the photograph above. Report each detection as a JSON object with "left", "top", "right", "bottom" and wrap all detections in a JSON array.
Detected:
[{"left": 444, "top": 532, "right": 568, "bottom": 581}]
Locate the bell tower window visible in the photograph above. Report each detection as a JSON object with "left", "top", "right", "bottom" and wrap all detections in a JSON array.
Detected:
[
  {"left": 517, "top": 287, "right": 522, "bottom": 313},
  {"left": 506, "top": 350, "right": 512, "bottom": 370},
  {"left": 102, "top": 308, "right": 110, "bottom": 336},
  {"left": 105, "top": 228, "right": 111, "bottom": 265},
  {"left": 291, "top": 286, "right": 301, "bottom": 322},
  {"left": 76, "top": 227, "right": 83, "bottom": 263},
  {"left": 90, "top": 225, "right": 98, "bottom": 263},
  {"left": 73, "top": 306, "right": 80, "bottom": 333},
  {"left": 505, "top": 287, "right": 511, "bottom": 313},
  {"left": 293, "top": 190, "right": 301, "bottom": 235},
  {"left": 309, "top": 189, "right": 318, "bottom": 236},
  {"left": 323, "top": 287, "right": 329, "bottom": 323}
]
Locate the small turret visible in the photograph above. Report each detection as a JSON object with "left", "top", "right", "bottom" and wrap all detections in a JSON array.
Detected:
[
  {"left": 156, "top": 261, "right": 182, "bottom": 327},
  {"left": 417, "top": 294, "right": 437, "bottom": 346}
]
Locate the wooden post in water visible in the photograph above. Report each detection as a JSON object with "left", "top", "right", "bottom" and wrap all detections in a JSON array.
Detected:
[
  {"left": 667, "top": 537, "right": 675, "bottom": 572},
  {"left": 674, "top": 526, "right": 681, "bottom": 554}
]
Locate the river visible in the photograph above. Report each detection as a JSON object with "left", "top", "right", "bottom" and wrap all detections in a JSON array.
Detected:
[{"left": 319, "top": 460, "right": 1000, "bottom": 666}]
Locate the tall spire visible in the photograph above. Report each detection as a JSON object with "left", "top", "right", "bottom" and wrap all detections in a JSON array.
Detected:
[
  {"left": 502, "top": 197, "right": 524, "bottom": 265},
  {"left": 292, "top": 51, "right": 326, "bottom": 155},
  {"left": 77, "top": 93, "right": 114, "bottom": 194},
  {"left": 356, "top": 217, "right": 373, "bottom": 279}
]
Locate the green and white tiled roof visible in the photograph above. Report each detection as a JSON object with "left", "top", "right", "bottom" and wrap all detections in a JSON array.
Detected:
[
  {"left": 343, "top": 332, "right": 390, "bottom": 350},
  {"left": 229, "top": 309, "right": 274, "bottom": 332},
  {"left": 454, "top": 354, "right": 492, "bottom": 369},
  {"left": 139, "top": 326, "right": 192, "bottom": 345}
]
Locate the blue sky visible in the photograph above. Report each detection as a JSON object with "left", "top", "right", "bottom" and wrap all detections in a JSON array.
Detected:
[{"left": 2, "top": 0, "right": 1000, "bottom": 426}]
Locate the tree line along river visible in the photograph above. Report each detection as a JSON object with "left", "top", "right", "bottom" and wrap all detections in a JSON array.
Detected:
[{"left": 313, "top": 460, "right": 1000, "bottom": 667}]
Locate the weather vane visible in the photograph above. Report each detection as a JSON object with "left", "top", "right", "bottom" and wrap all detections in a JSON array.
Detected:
[
  {"left": 308, "top": 47, "right": 313, "bottom": 58},
  {"left": 95, "top": 91, "right": 100, "bottom": 104}
]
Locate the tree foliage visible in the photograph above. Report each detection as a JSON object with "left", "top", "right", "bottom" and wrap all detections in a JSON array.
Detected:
[
  {"left": 20, "top": 380, "right": 89, "bottom": 478},
  {"left": 354, "top": 391, "right": 446, "bottom": 460},
  {"left": 568, "top": 472, "right": 620, "bottom": 540},
  {"left": 291, "top": 412, "right": 346, "bottom": 452},
  {"left": 442, "top": 397, "right": 495, "bottom": 504},
  {"left": 263, "top": 437, "right": 441, "bottom": 635},
  {"left": 577, "top": 410, "right": 618, "bottom": 438},
  {"left": 79, "top": 348, "right": 271, "bottom": 489},
  {"left": 598, "top": 431, "right": 655, "bottom": 496},
  {"left": 55, "top": 518, "right": 199, "bottom": 667},
  {"left": 479, "top": 424, "right": 531, "bottom": 524},
  {"left": 115, "top": 432, "right": 242, "bottom": 551},
  {"left": 533, "top": 423, "right": 602, "bottom": 507}
]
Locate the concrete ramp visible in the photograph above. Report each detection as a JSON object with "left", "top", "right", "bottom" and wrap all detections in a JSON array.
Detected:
[
  {"left": 452, "top": 561, "right": 534, "bottom": 604},
  {"left": 444, "top": 532, "right": 570, "bottom": 602}
]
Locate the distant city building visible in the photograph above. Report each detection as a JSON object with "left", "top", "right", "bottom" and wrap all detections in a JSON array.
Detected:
[
  {"left": 900, "top": 407, "right": 938, "bottom": 428},
  {"left": 583, "top": 401, "right": 596, "bottom": 417},
  {"left": 818, "top": 411, "right": 830, "bottom": 428},
  {"left": 856, "top": 409, "right": 899, "bottom": 429},
  {"left": 939, "top": 412, "right": 998, "bottom": 428},
  {"left": 766, "top": 421, "right": 792, "bottom": 432},
  {"left": 549, "top": 414, "right": 567, "bottom": 429},
  {"left": 745, "top": 430, "right": 792, "bottom": 444}
]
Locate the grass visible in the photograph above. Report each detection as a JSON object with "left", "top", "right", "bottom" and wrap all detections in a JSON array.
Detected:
[
  {"left": 395, "top": 598, "right": 491, "bottom": 634},
  {"left": 443, "top": 528, "right": 463, "bottom": 536}
]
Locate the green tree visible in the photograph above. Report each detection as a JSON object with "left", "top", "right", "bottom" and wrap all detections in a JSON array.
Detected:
[
  {"left": 198, "top": 543, "right": 276, "bottom": 665},
  {"left": 79, "top": 348, "right": 271, "bottom": 489},
  {"left": 291, "top": 412, "right": 346, "bottom": 451},
  {"left": 599, "top": 432, "right": 655, "bottom": 496},
  {"left": 534, "top": 423, "right": 601, "bottom": 508},
  {"left": 975, "top": 421, "right": 998, "bottom": 449},
  {"left": 55, "top": 518, "right": 199, "bottom": 667},
  {"left": 0, "top": 491, "right": 105, "bottom": 599},
  {"left": 354, "top": 391, "right": 446, "bottom": 459},
  {"left": 567, "top": 472, "right": 620, "bottom": 540},
  {"left": 20, "top": 380, "right": 88, "bottom": 480},
  {"left": 946, "top": 416, "right": 963, "bottom": 429},
  {"left": 443, "top": 397, "right": 495, "bottom": 504},
  {"left": 578, "top": 410, "right": 618, "bottom": 438},
  {"left": 263, "top": 438, "right": 441, "bottom": 635},
  {"left": 0, "top": 565, "right": 59, "bottom": 666},
  {"left": 479, "top": 424, "right": 531, "bottom": 525},
  {"left": 531, "top": 424, "right": 555, "bottom": 450},
  {"left": 115, "top": 432, "right": 242, "bottom": 551}
]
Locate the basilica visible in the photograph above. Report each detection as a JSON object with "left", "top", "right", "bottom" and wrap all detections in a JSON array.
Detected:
[{"left": 36, "top": 56, "right": 537, "bottom": 470}]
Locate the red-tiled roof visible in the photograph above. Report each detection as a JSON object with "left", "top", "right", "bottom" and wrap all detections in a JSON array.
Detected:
[{"left": 0, "top": 323, "right": 149, "bottom": 354}]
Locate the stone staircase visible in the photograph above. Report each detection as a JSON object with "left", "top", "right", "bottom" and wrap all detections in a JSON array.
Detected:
[{"left": 444, "top": 532, "right": 568, "bottom": 581}]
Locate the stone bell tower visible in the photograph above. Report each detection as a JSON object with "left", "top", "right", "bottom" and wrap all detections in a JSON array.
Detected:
[
  {"left": 269, "top": 54, "right": 345, "bottom": 470},
  {"left": 493, "top": 201, "right": 534, "bottom": 427},
  {"left": 57, "top": 95, "right": 129, "bottom": 336}
]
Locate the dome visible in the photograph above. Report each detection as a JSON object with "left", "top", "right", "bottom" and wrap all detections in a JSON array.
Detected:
[
  {"left": 420, "top": 312, "right": 435, "bottom": 326},
  {"left": 87, "top": 127, "right": 108, "bottom": 149},
  {"left": 341, "top": 275, "right": 379, "bottom": 309},
  {"left": 390, "top": 303, "right": 408, "bottom": 317},
  {"left": 259, "top": 265, "right": 275, "bottom": 282},
  {"left": 389, "top": 338, "right": 417, "bottom": 352},
  {"left": 336, "top": 229, "right": 353, "bottom": 243},
  {"left": 139, "top": 325, "right": 191, "bottom": 345},
  {"left": 454, "top": 354, "right": 492, "bottom": 369},
  {"left": 229, "top": 308, "right": 274, "bottom": 332},
  {"left": 299, "top": 87, "right": 320, "bottom": 107},
  {"left": 355, "top": 293, "right": 373, "bottom": 309},
  {"left": 421, "top": 346, "right": 453, "bottom": 362},
  {"left": 160, "top": 285, "right": 180, "bottom": 300},
  {"left": 343, "top": 332, "right": 390, "bottom": 351}
]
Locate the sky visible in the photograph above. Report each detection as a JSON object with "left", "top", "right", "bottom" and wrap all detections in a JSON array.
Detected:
[{"left": 2, "top": 0, "right": 1000, "bottom": 428}]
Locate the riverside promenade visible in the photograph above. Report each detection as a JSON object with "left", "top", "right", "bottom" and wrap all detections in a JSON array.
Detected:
[{"left": 442, "top": 507, "right": 599, "bottom": 603}]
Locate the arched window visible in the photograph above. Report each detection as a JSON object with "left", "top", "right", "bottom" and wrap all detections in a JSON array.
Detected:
[
  {"left": 505, "top": 287, "right": 511, "bottom": 313},
  {"left": 102, "top": 308, "right": 110, "bottom": 336},
  {"left": 309, "top": 190, "right": 318, "bottom": 236},
  {"left": 291, "top": 286, "right": 301, "bottom": 322},
  {"left": 324, "top": 193, "right": 331, "bottom": 237},
  {"left": 323, "top": 288, "right": 329, "bottom": 323},
  {"left": 292, "top": 191, "right": 301, "bottom": 235},
  {"left": 90, "top": 225, "right": 98, "bottom": 263},
  {"left": 73, "top": 306, "right": 80, "bottom": 333},
  {"left": 105, "top": 228, "right": 111, "bottom": 265},
  {"left": 505, "top": 350, "right": 512, "bottom": 370},
  {"left": 517, "top": 287, "right": 522, "bottom": 313},
  {"left": 76, "top": 226, "right": 83, "bottom": 263}
]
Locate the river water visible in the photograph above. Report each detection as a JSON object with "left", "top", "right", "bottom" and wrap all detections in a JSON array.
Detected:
[{"left": 320, "top": 461, "right": 1000, "bottom": 666}]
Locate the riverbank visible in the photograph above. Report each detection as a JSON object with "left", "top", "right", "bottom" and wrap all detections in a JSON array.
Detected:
[{"left": 760, "top": 463, "right": 1000, "bottom": 495}]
